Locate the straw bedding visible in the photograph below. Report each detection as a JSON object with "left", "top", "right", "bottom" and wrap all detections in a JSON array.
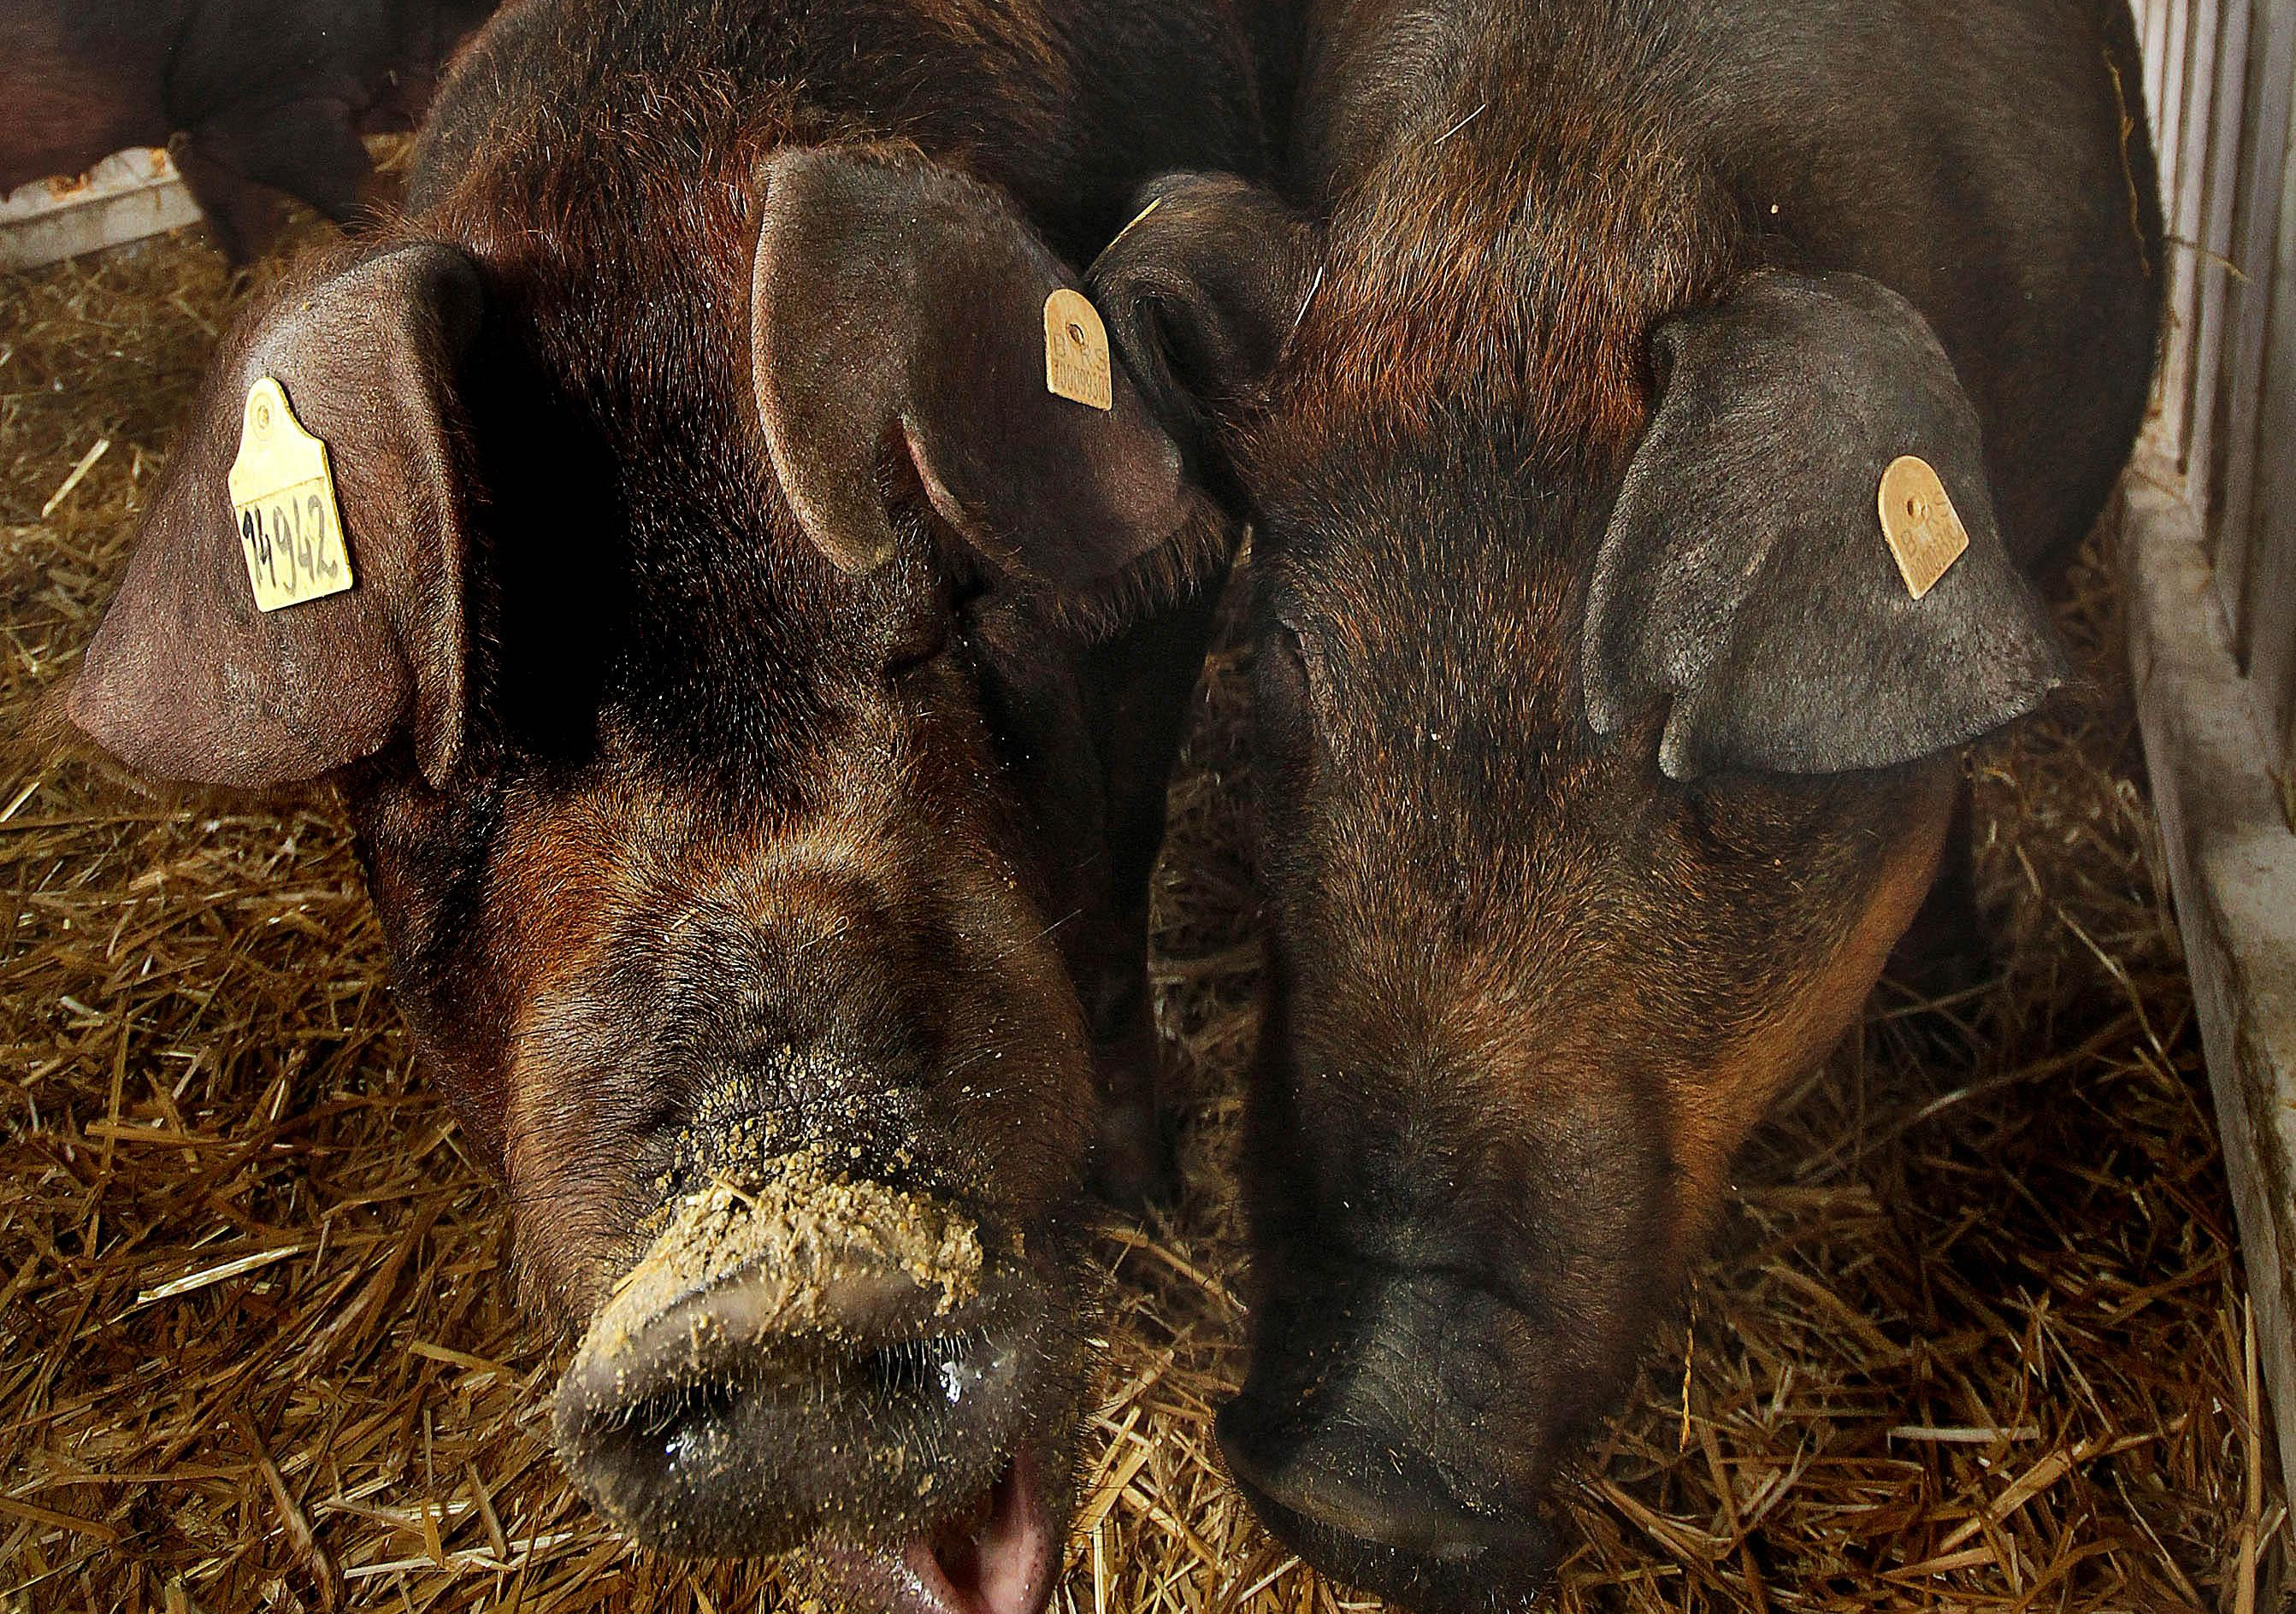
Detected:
[{"left": 1, "top": 221, "right": 2285, "bottom": 1613}]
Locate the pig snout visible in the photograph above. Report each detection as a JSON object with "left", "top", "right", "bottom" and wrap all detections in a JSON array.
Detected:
[
  {"left": 1216, "top": 1268, "right": 1566, "bottom": 1614},
  {"left": 552, "top": 1160, "right": 1065, "bottom": 1614}
]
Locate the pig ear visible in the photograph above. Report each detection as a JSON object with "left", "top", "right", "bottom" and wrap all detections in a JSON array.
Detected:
[
  {"left": 1582, "top": 271, "right": 2068, "bottom": 780},
  {"left": 1086, "top": 173, "right": 1319, "bottom": 463},
  {"left": 750, "top": 148, "right": 1215, "bottom": 588},
  {"left": 70, "top": 244, "right": 481, "bottom": 790}
]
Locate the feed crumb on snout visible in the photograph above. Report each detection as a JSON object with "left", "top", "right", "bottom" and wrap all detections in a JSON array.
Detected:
[{"left": 594, "top": 1155, "right": 989, "bottom": 1353}]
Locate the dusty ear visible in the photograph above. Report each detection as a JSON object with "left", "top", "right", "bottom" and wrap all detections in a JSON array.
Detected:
[
  {"left": 751, "top": 148, "right": 1216, "bottom": 589},
  {"left": 71, "top": 244, "right": 481, "bottom": 790},
  {"left": 1086, "top": 172, "right": 1319, "bottom": 462},
  {"left": 1582, "top": 271, "right": 2068, "bottom": 780}
]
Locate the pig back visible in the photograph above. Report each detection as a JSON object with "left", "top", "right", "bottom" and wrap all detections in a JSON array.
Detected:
[
  {"left": 0, "top": 2, "right": 182, "bottom": 193},
  {"left": 403, "top": 0, "right": 1266, "bottom": 265}
]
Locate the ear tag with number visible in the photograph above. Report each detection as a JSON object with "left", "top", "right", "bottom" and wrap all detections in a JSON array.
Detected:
[
  {"left": 1043, "top": 288, "right": 1113, "bottom": 412},
  {"left": 1877, "top": 454, "right": 1969, "bottom": 600},
  {"left": 227, "top": 376, "right": 354, "bottom": 613}
]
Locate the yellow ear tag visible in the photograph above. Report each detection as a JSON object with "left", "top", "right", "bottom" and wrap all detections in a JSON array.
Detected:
[
  {"left": 1877, "top": 454, "right": 1969, "bottom": 600},
  {"left": 227, "top": 376, "right": 355, "bottom": 613},
  {"left": 1043, "top": 288, "right": 1113, "bottom": 412}
]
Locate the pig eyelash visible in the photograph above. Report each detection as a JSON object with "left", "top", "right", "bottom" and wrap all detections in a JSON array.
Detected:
[
  {"left": 855, "top": 1328, "right": 989, "bottom": 1400},
  {"left": 609, "top": 1375, "right": 745, "bottom": 1439},
  {"left": 1253, "top": 624, "right": 1319, "bottom": 758},
  {"left": 882, "top": 574, "right": 991, "bottom": 680},
  {"left": 883, "top": 622, "right": 956, "bottom": 679}
]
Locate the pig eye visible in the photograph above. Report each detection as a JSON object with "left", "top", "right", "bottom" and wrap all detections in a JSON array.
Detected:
[
  {"left": 882, "top": 575, "right": 985, "bottom": 680},
  {"left": 883, "top": 618, "right": 953, "bottom": 679},
  {"left": 1254, "top": 622, "right": 1318, "bottom": 769}
]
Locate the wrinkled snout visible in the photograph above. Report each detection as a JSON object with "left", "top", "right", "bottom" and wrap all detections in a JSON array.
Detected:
[
  {"left": 1216, "top": 1269, "right": 1584, "bottom": 1614},
  {"left": 1220, "top": 1401, "right": 1555, "bottom": 1614},
  {"left": 552, "top": 1159, "right": 1065, "bottom": 1613}
]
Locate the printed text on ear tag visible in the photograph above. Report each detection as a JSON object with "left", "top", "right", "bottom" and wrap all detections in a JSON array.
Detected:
[
  {"left": 1043, "top": 288, "right": 1113, "bottom": 411},
  {"left": 1878, "top": 454, "right": 1969, "bottom": 600},
  {"left": 227, "top": 376, "right": 355, "bottom": 613}
]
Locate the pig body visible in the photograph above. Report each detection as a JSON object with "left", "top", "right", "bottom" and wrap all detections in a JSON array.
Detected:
[
  {"left": 1092, "top": 1, "right": 2161, "bottom": 1606},
  {"left": 0, "top": 0, "right": 498, "bottom": 261},
  {"left": 70, "top": 0, "right": 1260, "bottom": 1607}
]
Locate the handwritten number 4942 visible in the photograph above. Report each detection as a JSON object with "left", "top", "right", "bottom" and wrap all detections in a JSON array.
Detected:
[{"left": 239, "top": 493, "right": 339, "bottom": 595}]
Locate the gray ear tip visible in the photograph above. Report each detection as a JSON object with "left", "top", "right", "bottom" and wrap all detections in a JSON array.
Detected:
[
  {"left": 62, "top": 683, "right": 119, "bottom": 768},
  {"left": 64, "top": 667, "right": 195, "bottom": 784},
  {"left": 2004, "top": 655, "right": 2073, "bottom": 730},
  {"left": 416, "top": 733, "right": 463, "bottom": 792},
  {"left": 835, "top": 535, "right": 899, "bottom": 575},
  {"left": 67, "top": 606, "right": 137, "bottom": 728},
  {"left": 2041, "top": 633, "right": 2075, "bottom": 688},
  {"left": 1578, "top": 586, "right": 1624, "bottom": 732},
  {"left": 792, "top": 484, "right": 900, "bottom": 576},
  {"left": 1998, "top": 597, "right": 2074, "bottom": 710},
  {"left": 1655, "top": 709, "right": 1713, "bottom": 781},
  {"left": 62, "top": 663, "right": 99, "bottom": 729},
  {"left": 1582, "top": 683, "right": 1624, "bottom": 740}
]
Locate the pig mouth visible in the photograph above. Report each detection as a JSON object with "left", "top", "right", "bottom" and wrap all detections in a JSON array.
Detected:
[
  {"left": 550, "top": 1169, "right": 1077, "bottom": 1611},
  {"left": 809, "top": 1444, "right": 1060, "bottom": 1614}
]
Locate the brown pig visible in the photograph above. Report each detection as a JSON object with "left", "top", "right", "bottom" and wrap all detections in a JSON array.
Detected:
[
  {"left": 0, "top": 0, "right": 500, "bottom": 262},
  {"left": 1089, "top": 0, "right": 2163, "bottom": 1606},
  {"left": 65, "top": 0, "right": 1262, "bottom": 1608}
]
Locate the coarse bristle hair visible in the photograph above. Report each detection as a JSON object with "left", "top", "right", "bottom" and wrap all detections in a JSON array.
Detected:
[{"left": 0, "top": 203, "right": 2283, "bottom": 1613}]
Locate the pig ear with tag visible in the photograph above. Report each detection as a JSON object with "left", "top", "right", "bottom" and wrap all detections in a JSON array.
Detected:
[
  {"left": 750, "top": 148, "right": 1216, "bottom": 589},
  {"left": 70, "top": 244, "right": 481, "bottom": 791},
  {"left": 1581, "top": 270, "right": 2069, "bottom": 780}
]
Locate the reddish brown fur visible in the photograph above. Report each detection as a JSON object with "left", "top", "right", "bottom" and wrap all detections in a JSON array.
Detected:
[
  {"left": 1272, "top": 3, "right": 1737, "bottom": 461},
  {"left": 72, "top": 0, "right": 1266, "bottom": 1577},
  {"left": 463, "top": 723, "right": 1095, "bottom": 1319},
  {"left": 0, "top": 41, "right": 168, "bottom": 193},
  {"left": 0, "top": 1, "right": 499, "bottom": 261},
  {"left": 1080, "top": 2, "right": 2161, "bottom": 1605}
]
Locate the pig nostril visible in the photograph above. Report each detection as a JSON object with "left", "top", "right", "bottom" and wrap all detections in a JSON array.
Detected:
[
  {"left": 856, "top": 1337, "right": 936, "bottom": 1398},
  {"left": 614, "top": 1373, "right": 744, "bottom": 1441},
  {"left": 551, "top": 1173, "right": 1039, "bottom": 1557},
  {"left": 854, "top": 1328, "right": 997, "bottom": 1407}
]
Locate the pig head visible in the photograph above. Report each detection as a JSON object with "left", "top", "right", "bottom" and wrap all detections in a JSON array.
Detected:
[
  {"left": 1089, "top": 0, "right": 2163, "bottom": 1605},
  {"left": 70, "top": 53, "right": 1242, "bottom": 1606}
]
